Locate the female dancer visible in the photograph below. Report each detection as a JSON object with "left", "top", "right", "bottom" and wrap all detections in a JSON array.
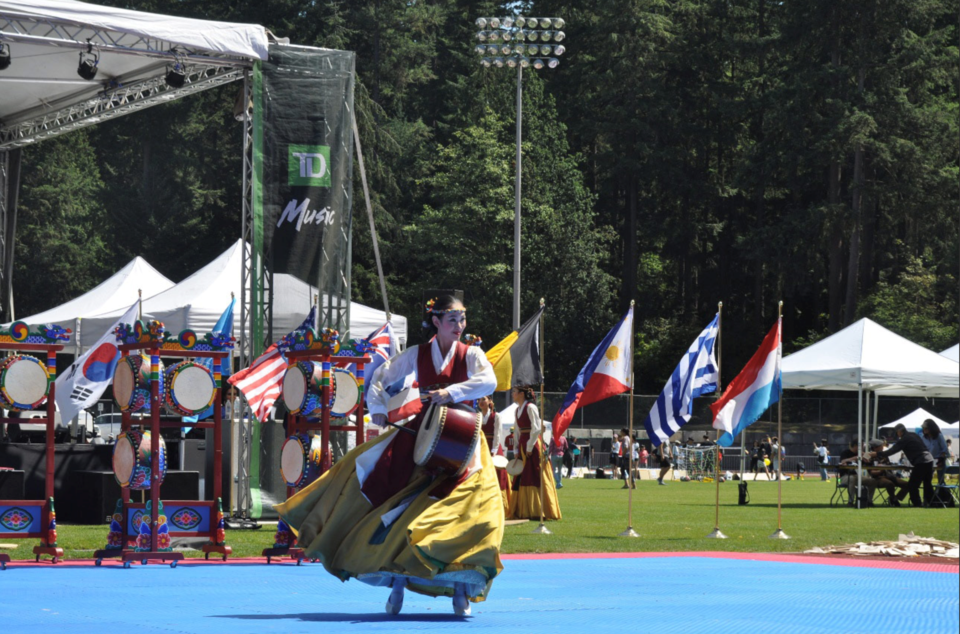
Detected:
[
  {"left": 275, "top": 296, "right": 503, "bottom": 616},
  {"left": 507, "top": 385, "right": 562, "bottom": 520},
  {"left": 479, "top": 395, "right": 510, "bottom": 510}
]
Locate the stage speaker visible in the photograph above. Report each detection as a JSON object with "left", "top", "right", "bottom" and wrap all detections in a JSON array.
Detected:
[
  {"left": 73, "top": 470, "right": 201, "bottom": 524},
  {"left": 0, "top": 470, "right": 25, "bottom": 498}
]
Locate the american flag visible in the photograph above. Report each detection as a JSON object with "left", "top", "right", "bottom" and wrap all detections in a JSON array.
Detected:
[
  {"left": 228, "top": 307, "right": 316, "bottom": 422},
  {"left": 228, "top": 344, "right": 286, "bottom": 422}
]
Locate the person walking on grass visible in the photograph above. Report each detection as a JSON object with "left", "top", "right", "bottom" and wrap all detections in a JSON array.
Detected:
[
  {"left": 657, "top": 441, "right": 672, "bottom": 485},
  {"left": 813, "top": 440, "right": 830, "bottom": 481}
]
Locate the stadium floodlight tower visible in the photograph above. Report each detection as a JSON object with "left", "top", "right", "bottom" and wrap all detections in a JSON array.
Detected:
[{"left": 475, "top": 16, "right": 565, "bottom": 331}]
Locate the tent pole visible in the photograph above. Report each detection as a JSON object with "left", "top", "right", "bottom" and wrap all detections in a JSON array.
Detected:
[
  {"left": 857, "top": 384, "right": 863, "bottom": 509},
  {"left": 872, "top": 392, "right": 879, "bottom": 438}
]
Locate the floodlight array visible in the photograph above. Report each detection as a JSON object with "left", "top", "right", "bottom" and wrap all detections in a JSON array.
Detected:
[{"left": 475, "top": 17, "right": 565, "bottom": 70}]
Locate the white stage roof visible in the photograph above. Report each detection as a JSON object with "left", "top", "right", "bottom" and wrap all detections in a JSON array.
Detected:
[{"left": 941, "top": 344, "right": 959, "bottom": 363}]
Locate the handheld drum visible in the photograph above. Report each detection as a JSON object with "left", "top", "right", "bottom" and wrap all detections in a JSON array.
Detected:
[
  {"left": 492, "top": 455, "right": 509, "bottom": 470},
  {"left": 164, "top": 361, "right": 216, "bottom": 417},
  {"left": 281, "top": 361, "right": 333, "bottom": 417},
  {"left": 280, "top": 433, "right": 324, "bottom": 489},
  {"left": 113, "top": 355, "right": 164, "bottom": 413},
  {"left": 413, "top": 404, "right": 482, "bottom": 477},
  {"left": 330, "top": 368, "right": 360, "bottom": 418},
  {"left": 112, "top": 429, "right": 167, "bottom": 490},
  {"left": 0, "top": 355, "right": 50, "bottom": 411}
]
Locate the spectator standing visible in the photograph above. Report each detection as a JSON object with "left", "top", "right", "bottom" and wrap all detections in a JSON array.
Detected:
[
  {"left": 813, "top": 440, "right": 830, "bottom": 481},
  {"left": 657, "top": 442, "right": 672, "bottom": 485},
  {"left": 920, "top": 419, "right": 948, "bottom": 485},
  {"left": 549, "top": 432, "right": 567, "bottom": 489},
  {"left": 562, "top": 435, "right": 575, "bottom": 479},
  {"left": 750, "top": 441, "right": 762, "bottom": 480},
  {"left": 610, "top": 433, "right": 621, "bottom": 479},
  {"left": 769, "top": 436, "right": 781, "bottom": 479},
  {"left": 946, "top": 439, "right": 954, "bottom": 467},
  {"left": 639, "top": 445, "right": 649, "bottom": 468},
  {"left": 619, "top": 429, "right": 634, "bottom": 488},
  {"left": 870, "top": 423, "right": 935, "bottom": 507}
]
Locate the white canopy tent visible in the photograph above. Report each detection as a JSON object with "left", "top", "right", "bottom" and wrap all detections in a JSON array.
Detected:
[
  {"left": 941, "top": 344, "right": 959, "bottom": 363},
  {"left": 3, "top": 256, "right": 173, "bottom": 350},
  {"left": 782, "top": 318, "right": 960, "bottom": 506},
  {"left": 76, "top": 240, "right": 406, "bottom": 348},
  {"left": 879, "top": 408, "right": 949, "bottom": 432}
]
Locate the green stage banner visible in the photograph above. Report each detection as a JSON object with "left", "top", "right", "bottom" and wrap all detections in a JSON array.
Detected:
[{"left": 254, "top": 45, "right": 355, "bottom": 287}]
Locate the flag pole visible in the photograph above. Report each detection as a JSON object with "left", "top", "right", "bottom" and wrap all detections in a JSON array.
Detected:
[
  {"left": 707, "top": 301, "right": 727, "bottom": 539},
  {"left": 138, "top": 288, "right": 143, "bottom": 320},
  {"left": 619, "top": 300, "right": 639, "bottom": 538},
  {"left": 769, "top": 301, "right": 789, "bottom": 540},
  {"left": 532, "top": 298, "right": 552, "bottom": 535}
]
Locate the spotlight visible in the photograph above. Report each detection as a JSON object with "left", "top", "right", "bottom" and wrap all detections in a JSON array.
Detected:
[
  {"left": 493, "top": 57, "right": 504, "bottom": 68},
  {"left": 527, "top": 30, "right": 539, "bottom": 42},
  {"left": 520, "top": 56, "right": 530, "bottom": 68},
  {"left": 77, "top": 44, "right": 99, "bottom": 81},
  {"left": 165, "top": 62, "right": 186, "bottom": 88},
  {"left": 477, "top": 31, "right": 488, "bottom": 42},
  {"left": 502, "top": 17, "right": 514, "bottom": 28},
  {"left": 489, "top": 17, "right": 500, "bottom": 29},
  {"left": 476, "top": 18, "right": 487, "bottom": 28},
  {"left": 527, "top": 44, "right": 539, "bottom": 55},
  {"left": 515, "top": 30, "right": 526, "bottom": 42},
  {"left": 548, "top": 57, "right": 560, "bottom": 68},
  {"left": 554, "top": 31, "right": 566, "bottom": 42},
  {"left": 526, "top": 17, "right": 540, "bottom": 28},
  {"left": 541, "top": 30, "right": 553, "bottom": 42},
  {"left": 506, "top": 57, "right": 518, "bottom": 68},
  {"left": 553, "top": 18, "right": 565, "bottom": 29},
  {"left": 487, "top": 45, "right": 499, "bottom": 56},
  {"left": 0, "top": 43, "right": 10, "bottom": 71},
  {"left": 540, "top": 45, "right": 552, "bottom": 56},
  {"left": 488, "top": 31, "right": 501, "bottom": 42},
  {"left": 481, "top": 57, "right": 492, "bottom": 68},
  {"left": 513, "top": 45, "right": 525, "bottom": 55},
  {"left": 533, "top": 58, "right": 545, "bottom": 70},
  {"left": 500, "top": 44, "right": 512, "bottom": 55},
  {"left": 554, "top": 44, "right": 566, "bottom": 56},
  {"left": 515, "top": 16, "right": 526, "bottom": 28},
  {"left": 502, "top": 31, "right": 512, "bottom": 42},
  {"left": 475, "top": 45, "right": 486, "bottom": 55}
]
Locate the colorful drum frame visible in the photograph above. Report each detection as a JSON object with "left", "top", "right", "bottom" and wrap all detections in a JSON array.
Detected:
[
  {"left": 163, "top": 361, "right": 216, "bottom": 417},
  {"left": 280, "top": 433, "right": 324, "bottom": 489},
  {"left": 0, "top": 355, "right": 50, "bottom": 411},
  {"left": 112, "top": 429, "right": 167, "bottom": 490},
  {"left": 113, "top": 355, "right": 164, "bottom": 413}
]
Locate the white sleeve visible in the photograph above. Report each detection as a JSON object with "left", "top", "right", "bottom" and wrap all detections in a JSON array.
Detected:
[
  {"left": 492, "top": 412, "right": 504, "bottom": 455},
  {"left": 443, "top": 346, "right": 497, "bottom": 404},
  {"left": 526, "top": 404, "right": 542, "bottom": 453},
  {"left": 366, "top": 345, "right": 420, "bottom": 416}
]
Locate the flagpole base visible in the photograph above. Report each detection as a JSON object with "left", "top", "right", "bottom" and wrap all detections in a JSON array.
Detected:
[
  {"left": 768, "top": 528, "right": 790, "bottom": 540},
  {"left": 618, "top": 527, "right": 639, "bottom": 538},
  {"left": 532, "top": 522, "right": 552, "bottom": 535},
  {"left": 705, "top": 528, "right": 728, "bottom": 539}
]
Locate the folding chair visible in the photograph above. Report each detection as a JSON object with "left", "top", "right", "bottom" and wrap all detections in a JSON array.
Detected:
[
  {"left": 934, "top": 465, "right": 959, "bottom": 506},
  {"left": 830, "top": 468, "right": 850, "bottom": 507}
]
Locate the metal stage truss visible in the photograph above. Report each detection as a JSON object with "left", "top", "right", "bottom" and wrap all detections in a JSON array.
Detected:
[{"left": 0, "top": 6, "right": 352, "bottom": 521}]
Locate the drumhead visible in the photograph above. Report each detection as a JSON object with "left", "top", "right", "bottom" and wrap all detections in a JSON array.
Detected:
[
  {"left": 331, "top": 369, "right": 359, "bottom": 417},
  {"left": 492, "top": 455, "right": 509, "bottom": 469},
  {"left": 113, "top": 357, "right": 136, "bottom": 407},
  {"left": 280, "top": 435, "right": 307, "bottom": 486},
  {"left": 169, "top": 363, "right": 215, "bottom": 412},
  {"left": 282, "top": 365, "right": 307, "bottom": 413},
  {"left": 413, "top": 404, "right": 443, "bottom": 466},
  {"left": 0, "top": 356, "right": 49, "bottom": 406},
  {"left": 112, "top": 433, "right": 136, "bottom": 485},
  {"left": 506, "top": 458, "right": 524, "bottom": 476}
]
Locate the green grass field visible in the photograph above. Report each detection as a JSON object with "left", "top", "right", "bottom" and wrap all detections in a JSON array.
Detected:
[{"left": 4, "top": 477, "right": 958, "bottom": 560}]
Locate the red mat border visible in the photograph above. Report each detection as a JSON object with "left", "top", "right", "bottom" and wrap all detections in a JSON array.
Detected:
[
  {"left": 501, "top": 551, "right": 959, "bottom": 573},
  {"left": 3, "top": 552, "right": 955, "bottom": 573}
]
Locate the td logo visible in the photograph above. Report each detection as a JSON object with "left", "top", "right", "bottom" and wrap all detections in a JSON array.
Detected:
[{"left": 288, "top": 144, "right": 331, "bottom": 187}]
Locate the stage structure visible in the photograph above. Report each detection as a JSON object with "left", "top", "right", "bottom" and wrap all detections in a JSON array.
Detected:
[{"left": 0, "top": 2, "right": 367, "bottom": 522}]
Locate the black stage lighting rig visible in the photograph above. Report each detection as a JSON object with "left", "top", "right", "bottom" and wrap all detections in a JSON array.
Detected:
[
  {"left": 0, "top": 42, "right": 11, "bottom": 71},
  {"left": 77, "top": 42, "right": 99, "bottom": 80}
]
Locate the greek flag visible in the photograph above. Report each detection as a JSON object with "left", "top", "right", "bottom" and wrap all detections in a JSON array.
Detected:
[{"left": 642, "top": 314, "right": 720, "bottom": 447}]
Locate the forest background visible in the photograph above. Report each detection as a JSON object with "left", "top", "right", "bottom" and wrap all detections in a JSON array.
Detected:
[{"left": 10, "top": 0, "right": 958, "bottom": 393}]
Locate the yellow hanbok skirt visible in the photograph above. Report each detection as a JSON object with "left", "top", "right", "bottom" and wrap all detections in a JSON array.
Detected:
[
  {"left": 275, "top": 429, "right": 505, "bottom": 602},
  {"left": 507, "top": 439, "right": 562, "bottom": 521}
]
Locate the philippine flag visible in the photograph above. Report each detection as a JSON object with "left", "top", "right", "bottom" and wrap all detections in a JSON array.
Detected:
[
  {"left": 552, "top": 306, "right": 634, "bottom": 439},
  {"left": 710, "top": 318, "right": 781, "bottom": 447}
]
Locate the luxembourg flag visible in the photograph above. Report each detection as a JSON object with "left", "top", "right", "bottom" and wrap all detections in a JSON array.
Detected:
[
  {"left": 553, "top": 306, "right": 634, "bottom": 438},
  {"left": 710, "top": 318, "right": 781, "bottom": 447}
]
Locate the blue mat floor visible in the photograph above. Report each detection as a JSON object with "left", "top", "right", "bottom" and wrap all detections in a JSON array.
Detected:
[{"left": 0, "top": 557, "right": 957, "bottom": 634}]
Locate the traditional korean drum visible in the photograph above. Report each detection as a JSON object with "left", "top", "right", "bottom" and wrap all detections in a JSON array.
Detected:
[
  {"left": 113, "top": 354, "right": 163, "bottom": 413},
  {"left": 280, "top": 433, "right": 324, "bottom": 489},
  {"left": 163, "top": 361, "right": 216, "bottom": 417},
  {"left": 0, "top": 355, "right": 50, "bottom": 411},
  {"left": 492, "top": 455, "right": 509, "bottom": 469},
  {"left": 330, "top": 368, "right": 360, "bottom": 418},
  {"left": 506, "top": 458, "right": 524, "bottom": 476},
  {"left": 413, "top": 404, "right": 482, "bottom": 477},
  {"left": 281, "top": 361, "right": 331, "bottom": 417},
  {"left": 113, "top": 429, "right": 167, "bottom": 490}
]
